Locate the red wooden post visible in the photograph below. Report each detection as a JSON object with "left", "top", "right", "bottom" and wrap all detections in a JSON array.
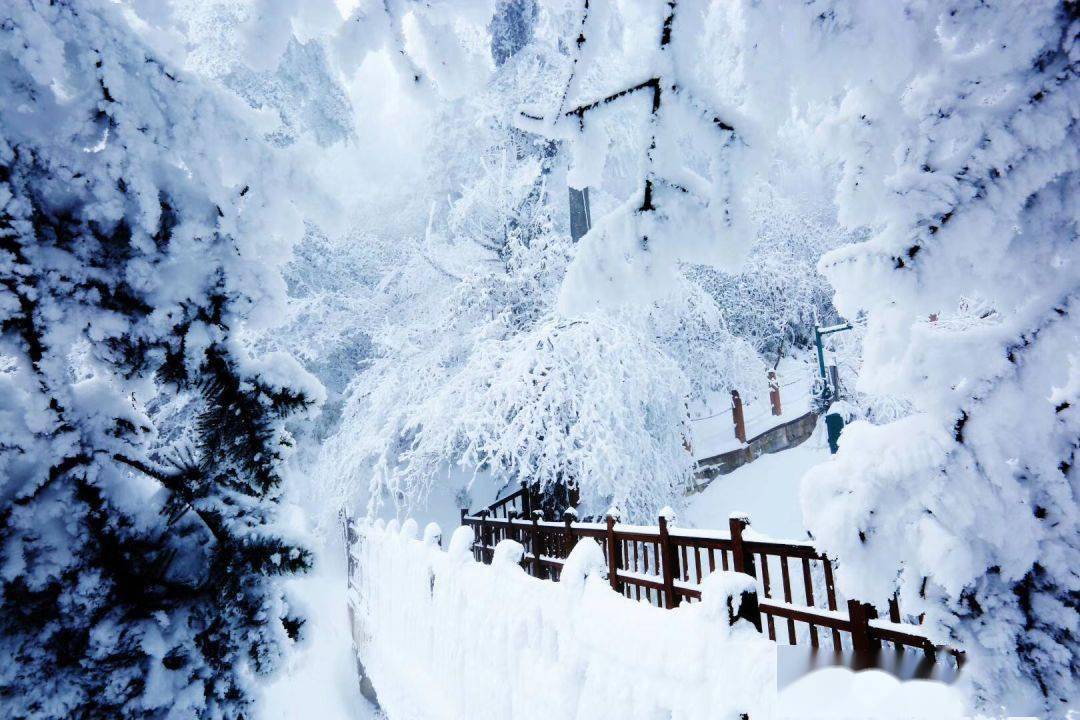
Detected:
[
  {"left": 605, "top": 515, "right": 623, "bottom": 594},
  {"left": 731, "top": 390, "right": 747, "bottom": 443},
  {"left": 768, "top": 370, "right": 782, "bottom": 416},
  {"left": 658, "top": 515, "right": 680, "bottom": 608},
  {"left": 729, "top": 515, "right": 755, "bottom": 577}
]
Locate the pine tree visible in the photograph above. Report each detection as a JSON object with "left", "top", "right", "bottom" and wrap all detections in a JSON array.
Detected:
[{"left": 0, "top": 2, "right": 318, "bottom": 717}]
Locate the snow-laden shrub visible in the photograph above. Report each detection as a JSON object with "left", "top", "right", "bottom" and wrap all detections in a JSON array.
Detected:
[{"left": 0, "top": 2, "right": 321, "bottom": 717}]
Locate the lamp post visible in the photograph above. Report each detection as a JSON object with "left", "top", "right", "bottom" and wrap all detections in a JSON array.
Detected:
[
  {"left": 814, "top": 322, "right": 852, "bottom": 401},
  {"left": 814, "top": 322, "right": 852, "bottom": 454}
]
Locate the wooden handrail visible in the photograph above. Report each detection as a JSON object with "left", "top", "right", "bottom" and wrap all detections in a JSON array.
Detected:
[{"left": 458, "top": 508, "right": 959, "bottom": 663}]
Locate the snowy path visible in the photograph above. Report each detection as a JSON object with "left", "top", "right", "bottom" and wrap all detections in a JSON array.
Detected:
[
  {"left": 259, "top": 538, "right": 381, "bottom": 720},
  {"left": 682, "top": 430, "right": 831, "bottom": 539}
]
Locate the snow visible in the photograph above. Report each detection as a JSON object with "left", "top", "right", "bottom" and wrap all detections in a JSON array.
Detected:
[
  {"left": 776, "top": 668, "right": 966, "bottom": 720},
  {"left": 258, "top": 538, "right": 378, "bottom": 720},
  {"left": 683, "top": 429, "right": 831, "bottom": 539},
  {"left": 350, "top": 520, "right": 777, "bottom": 720}
]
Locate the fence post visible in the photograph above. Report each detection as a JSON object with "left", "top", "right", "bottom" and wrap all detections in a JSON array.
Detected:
[
  {"left": 848, "top": 599, "right": 880, "bottom": 666},
  {"left": 658, "top": 515, "right": 680, "bottom": 609},
  {"left": 562, "top": 509, "right": 576, "bottom": 559},
  {"left": 479, "top": 510, "right": 490, "bottom": 563},
  {"left": 459, "top": 507, "right": 468, "bottom": 526},
  {"left": 729, "top": 515, "right": 756, "bottom": 577},
  {"left": 731, "top": 390, "right": 747, "bottom": 443},
  {"left": 605, "top": 514, "right": 623, "bottom": 594},
  {"left": 768, "top": 370, "right": 782, "bottom": 416},
  {"left": 520, "top": 480, "right": 531, "bottom": 518},
  {"left": 507, "top": 509, "right": 520, "bottom": 544},
  {"left": 531, "top": 510, "right": 544, "bottom": 579}
]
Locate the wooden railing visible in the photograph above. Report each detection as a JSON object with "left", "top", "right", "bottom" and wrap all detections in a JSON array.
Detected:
[{"left": 461, "top": 508, "right": 962, "bottom": 666}]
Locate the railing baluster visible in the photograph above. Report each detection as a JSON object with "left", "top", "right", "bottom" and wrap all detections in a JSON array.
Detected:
[
  {"left": 780, "top": 555, "right": 797, "bottom": 644},
  {"left": 632, "top": 541, "right": 642, "bottom": 601},
  {"left": 823, "top": 557, "right": 842, "bottom": 651},
  {"left": 801, "top": 557, "right": 819, "bottom": 648},
  {"left": 760, "top": 552, "right": 776, "bottom": 641}
]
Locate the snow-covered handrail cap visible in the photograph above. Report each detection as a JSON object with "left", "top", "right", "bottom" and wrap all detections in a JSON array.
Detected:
[
  {"left": 658, "top": 506, "right": 677, "bottom": 524},
  {"left": 729, "top": 510, "right": 751, "bottom": 523}
]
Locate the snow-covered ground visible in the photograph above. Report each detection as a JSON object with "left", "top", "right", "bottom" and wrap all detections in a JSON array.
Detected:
[
  {"left": 258, "top": 537, "right": 381, "bottom": 720},
  {"left": 776, "top": 668, "right": 966, "bottom": 720},
  {"left": 683, "top": 423, "right": 831, "bottom": 539},
  {"left": 689, "top": 357, "right": 816, "bottom": 460}
]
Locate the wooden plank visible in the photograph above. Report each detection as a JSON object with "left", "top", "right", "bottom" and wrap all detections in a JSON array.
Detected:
[
  {"left": 801, "top": 557, "right": 819, "bottom": 648},
  {"left": 760, "top": 552, "right": 776, "bottom": 641},
  {"left": 758, "top": 600, "right": 851, "bottom": 631},
  {"left": 779, "top": 555, "right": 797, "bottom": 644},
  {"left": 823, "top": 558, "right": 842, "bottom": 651},
  {"left": 743, "top": 540, "right": 821, "bottom": 560}
]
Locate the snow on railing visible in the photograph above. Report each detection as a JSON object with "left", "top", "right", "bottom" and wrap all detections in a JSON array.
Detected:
[
  {"left": 344, "top": 516, "right": 775, "bottom": 720},
  {"left": 460, "top": 509, "right": 963, "bottom": 669}
]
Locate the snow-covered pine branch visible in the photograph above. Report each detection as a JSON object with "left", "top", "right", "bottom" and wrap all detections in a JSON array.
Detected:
[{"left": 0, "top": 2, "right": 324, "bottom": 716}]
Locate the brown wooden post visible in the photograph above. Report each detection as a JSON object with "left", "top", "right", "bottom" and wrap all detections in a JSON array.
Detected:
[
  {"left": 768, "top": 370, "right": 782, "bottom": 416},
  {"left": 507, "top": 509, "right": 520, "bottom": 544},
  {"left": 479, "top": 510, "right": 490, "bottom": 563},
  {"left": 562, "top": 510, "right": 575, "bottom": 559},
  {"left": 519, "top": 481, "right": 531, "bottom": 518},
  {"left": 729, "top": 515, "right": 756, "bottom": 577},
  {"left": 888, "top": 593, "right": 901, "bottom": 623},
  {"left": 605, "top": 515, "right": 623, "bottom": 594},
  {"left": 459, "top": 507, "right": 468, "bottom": 526},
  {"left": 531, "top": 511, "right": 543, "bottom": 579},
  {"left": 731, "top": 390, "right": 747, "bottom": 443},
  {"left": 848, "top": 599, "right": 880, "bottom": 665},
  {"left": 658, "top": 515, "right": 680, "bottom": 608},
  {"left": 823, "top": 558, "right": 842, "bottom": 651}
]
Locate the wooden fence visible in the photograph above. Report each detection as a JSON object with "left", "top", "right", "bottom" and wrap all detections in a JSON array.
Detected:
[{"left": 462, "top": 496, "right": 962, "bottom": 667}]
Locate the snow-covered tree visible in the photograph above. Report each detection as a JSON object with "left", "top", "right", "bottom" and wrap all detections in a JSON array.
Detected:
[
  {"left": 0, "top": 2, "right": 322, "bottom": 717},
  {"left": 769, "top": 1, "right": 1080, "bottom": 713},
  {"left": 519, "top": 0, "right": 758, "bottom": 315}
]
